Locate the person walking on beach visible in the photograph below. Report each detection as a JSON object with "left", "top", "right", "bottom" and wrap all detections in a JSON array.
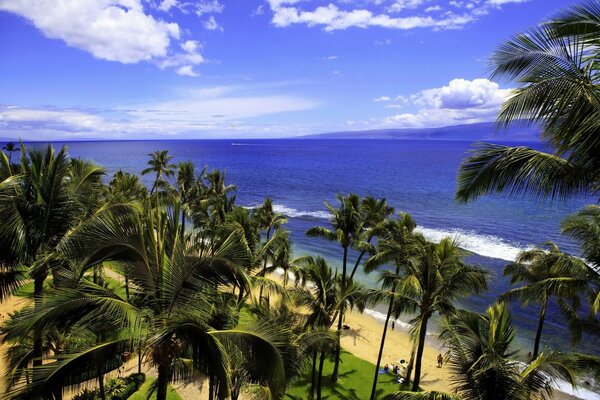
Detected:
[{"left": 437, "top": 353, "right": 443, "bottom": 368}]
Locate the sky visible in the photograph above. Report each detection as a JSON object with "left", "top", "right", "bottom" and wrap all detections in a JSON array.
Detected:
[{"left": 0, "top": 0, "right": 574, "bottom": 140}]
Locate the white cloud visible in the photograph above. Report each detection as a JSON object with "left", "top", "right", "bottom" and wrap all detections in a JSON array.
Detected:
[
  {"left": 0, "top": 0, "right": 180, "bottom": 64},
  {"left": 269, "top": 2, "right": 474, "bottom": 31},
  {"left": 425, "top": 5, "right": 442, "bottom": 12},
  {"left": 373, "top": 96, "right": 391, "bottom": 102},
  {"left": 487, "top": 0, "right": 529, "bottom": 5},
  {"left": 204, "top": 15, "right": 223, "bottom": 31},
  {"left": 380, "top": 78, "right": 513, "bottom": 128},
  {"left": 0, "top": 84, "right": 320, "bottom": 139},
  {"left": 196, "top": 0, "right": 224, "bottom": 16},
  {"left": 387, "top": 0, "right": 428, "bottom": 13},
  {"left": 176, "top": 65, "right": 199, "bottom": 77},
  {"left": 253, "top": 5, "right": 265, "bottom": 16},
  {"left": 266, "top": 0, "right": 528, "bottom": 31},
  {"left": 322, "top": 55, "right": 339, "bottom": 60}
]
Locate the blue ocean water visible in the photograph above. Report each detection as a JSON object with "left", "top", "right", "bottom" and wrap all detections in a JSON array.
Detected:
[{"left": 37, "top": 139, "right": 597, "bottom": 356}]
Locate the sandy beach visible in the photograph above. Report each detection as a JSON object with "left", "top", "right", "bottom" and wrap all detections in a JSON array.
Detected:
[{"left": 340, "top": 309, "right": 451, "bottom": 392}]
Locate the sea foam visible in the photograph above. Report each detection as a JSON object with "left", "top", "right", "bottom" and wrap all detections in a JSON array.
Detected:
[{"left": 253, "top": 203, "right": 530, "bottom": 262}]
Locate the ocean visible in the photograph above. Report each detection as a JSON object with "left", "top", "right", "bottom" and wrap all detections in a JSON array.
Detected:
[{"left": 36, "top": 138, "right": 597, "bottom": 359}]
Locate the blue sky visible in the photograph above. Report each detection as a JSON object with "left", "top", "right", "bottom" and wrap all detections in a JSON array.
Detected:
[{"left": 0, "top": 0, "right": 573, "bottom": 139}]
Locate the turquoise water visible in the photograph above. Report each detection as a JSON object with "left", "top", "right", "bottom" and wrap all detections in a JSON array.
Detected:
[{"left": 35, "top": 138, "right": 597, "bottom": 357}]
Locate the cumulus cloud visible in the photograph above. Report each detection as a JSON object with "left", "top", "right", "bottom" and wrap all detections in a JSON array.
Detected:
[
  {"left": 266, "top": 0, "right": 529, "bottom": 31},
  {"left": 0, "top": 0, "right": 217, "bottom": 75},
  {"left": 380, "top": 78, "right": 513, "bottom": 128},
  {"left": 0, "top": 0, "right": 180, "bottom": 64},
  {"left": 0, "top": 84, "right": 319, "bottom": 139}
]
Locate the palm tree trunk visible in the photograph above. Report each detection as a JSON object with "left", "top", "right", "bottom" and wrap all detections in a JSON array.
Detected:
[
  {"left": 310, "top": 350, "right": 318, "bottom": 399},
  {"left": 317, "top": 351, "right": 326, "bottom": 400},
  {"left": 331, "top": 245, "right": 348, "bottom": 383},
  {"left": 533, "top": 296, "right": 548, "bottom": 360},
  {"left": 97, "top": 366, "right": 106, "bottom": 400},
  {"left": 349, "top": 249, "right": 367, "bottom": 281},
  {"left": 125, "top": 273, "right": 130, "bottom": 301},
  {"left": 208, "top": 374, "right": 215, "bottom": 400},
  {"left": 258, "top": 229, "right": 271, "bottom": 303},
  {"left": 156, "top": 362, "right": 170, "bottom": 400},
  {"left": 405, "top": 341, "right": 416, "bottom": 384},
  {"left": 33, "top": 273, "right": 46, "bottom": 367},
  {"left": 411, "top": 316, "right": 430, "bottom": 391},
  {"left": 370, "top": 268, "right": 399, "bottom": 400},
  {"left": 180, "top": 208, "right": 186, "bottom": 239}
]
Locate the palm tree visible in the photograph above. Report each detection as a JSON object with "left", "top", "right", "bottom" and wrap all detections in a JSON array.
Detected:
[
  {"left": 2, "top": 142, "right": 20, "bottom": 164},
  {"left": 364, "top": 213, "right": 421, "bottom": 400},
  {"left": 561, "top": 206, "right": 600, "bottom": 340},
  {"left": 391, "top": 238, "right": 489, "bottom": 391},
  {"left": 176, "top": 161, "right": 206, "bottom": 237},
  {"left": 456, "top": 2, "right": 600, "bottom": 203},
  {"left": 383, "top": 303, "right": 580, "bottom": 400},
  {"left": 204, "top": 169, "right": 236, "bottom": 222},
  {"left": 255, "top": 198, "right": 287, "bottom": 301},
  {"left": 108, "top": 170, "right": 148, "bottom": 203},
  {"left": 501, "top": 242, "right": 590, "bottom": 359},
  {"left": 349, "top": 196, "right": 394, "bottom": 281},
  {"left": 306, "top": 193, "right": 362, "bottom": 382},
  {"left": 293, "top": 256, "right": 341, "bottom": 400},
  {"left": 1, "top": 200, "right": 287, "bottom": 400},
  {"left": 0, "top": 145, "right": 104, "bottom": 367},
  {"left": 141, "top": 150, "right": 176, "bottom": 198}
]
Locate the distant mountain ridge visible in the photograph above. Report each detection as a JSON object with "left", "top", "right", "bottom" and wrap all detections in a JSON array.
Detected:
[{"left": 299, "top": 122, "right": 541, "bottom": 141}]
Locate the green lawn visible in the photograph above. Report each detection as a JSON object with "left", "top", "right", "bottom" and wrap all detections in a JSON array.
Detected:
[
  {"left": 15, "top": 273, "right": 126, "bottom": 299},
  {"left": 128, "top": 378, "right": 182, "bottom": 400},
  {"left": 285, "top": 350, "right": 407, "bottom": 400}
]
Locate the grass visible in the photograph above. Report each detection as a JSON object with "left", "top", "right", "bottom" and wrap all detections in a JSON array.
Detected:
[
  {"left": 285, "top": 350, "right": 408, "bottom": 400},
  {"left": 128, "top": 378, "right": 182, "bottom": 400},
  {"left": 15, "top": 271, "right": 127, "bottom": 299}
]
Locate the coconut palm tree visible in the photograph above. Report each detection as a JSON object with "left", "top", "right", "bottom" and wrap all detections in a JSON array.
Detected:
[
  {"left": 0, "top": 145, "right": 104, "bottom": 367},
  {"left": 108, "top": 170, "right": 148, "bottom": 203},
  {"left": 348, "top": 196, "right": 394, "bottom": 281},
  {"left": 204, "top": 169, "right": 237, "bottom": 222},
  {"left": 2, "top": 142, "right": 19, "bottom": 164},
  {"left": 501, "top": 242, "right": 590, "bottom": 359},
  {"left": 293, "top": 256, "right": 340, "bottom": 400},
  {"left": 456, "top": 2, "right": 600, "bottom": 203},
  {"left": 306, "top": 193, "right": 362, "bottom": 382},
  {"left": 1, "top": 200, "right": 287, "bottom": 400},
  {"left": 364, "top": 213, "right": 421, "bottom": 400},
  {"left": 561, "top": 205, "right": 600, "bottom": 340},
  {"left": 176, "top": 161, "right": 206, "bottom": 237},
  {"left": 255, "top": 198, "right": 287, "bottom": 301},
  {"left": 383, "top": 303, "right": 580, "bottom": 400},
  {"left": 141, "top": 150, "right": 176, "bottom": 198},
  {"left": 390, "top": 238, "right": 489, "bottom": 391}
]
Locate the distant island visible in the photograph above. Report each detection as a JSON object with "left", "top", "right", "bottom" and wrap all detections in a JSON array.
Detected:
[{"left": 299, "top": 121, "right": 540, "bottom": 141}]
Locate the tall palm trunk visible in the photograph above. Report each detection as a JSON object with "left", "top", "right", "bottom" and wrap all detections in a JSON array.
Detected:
[
  {"left": 97, "top": 365, "right": 106, "bottom": 400},
  {"left": 533, "top": 295, "right": 548, "bottom": 360},
  {"left": 310, "top": 350, "right": 318, "bottom": 399},
  {"left": 331, "top": 245, "right": 348, "bottom": 383},
  {"left": 317, "top": 351, "right": 326, "bottom": 400},
  {"left": 32, "top": 270, "right": 47, "bottom": 367},
  {"left": 404, "top": 340, "right": 417, "bottom": 384},
  {"left": 370, "top": 266, "right": 399, "bottom": 400},
  {"left": 411, "top": 315, "right": 430, "bottom": 391},
  {"left": 258, "top": 229, "right": 271, "bottom": 302},
  {"left": 180, "top": 208, "right": 186, "bottom": 239},
  {"left": 156, "top": 362, "right": 170, "bottom": 400}
]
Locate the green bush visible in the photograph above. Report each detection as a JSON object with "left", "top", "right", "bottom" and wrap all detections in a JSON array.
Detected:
[{"left": 72, "top": 373, "right": 146, "bottom": 400}]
